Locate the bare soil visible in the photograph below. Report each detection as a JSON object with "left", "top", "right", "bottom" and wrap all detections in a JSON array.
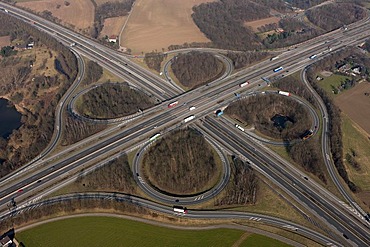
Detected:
[
  {"left": 335, "top": 81, "right": 370, "bottom": 134},
  {"left": 0, "top": 35, "right": 11, "bottom": 47},
  {"left": 18, "top": 0, "right": 94, "bottom": 30},
  {"left": 244, "top": 16, "right": 280, "bottom": 32},
  {"left": 120, "top": 0, "right": 212, "bottom": 54}
]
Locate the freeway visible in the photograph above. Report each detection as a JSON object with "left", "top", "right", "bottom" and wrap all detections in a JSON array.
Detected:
[
  {"left": 200, "top": 117, "right": 370, "bottom": 246},
  {"left": 1, "top": 192, "right": 343, "bottom": 247},
  {"left": 0, "top": 3, "right": 370, "bottom": 245}
]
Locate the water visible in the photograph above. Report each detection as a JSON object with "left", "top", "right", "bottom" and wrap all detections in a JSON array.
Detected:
[
  {"left": 271, "top": 114, "right": 293, "bottom": 129},
  {"left": 0, "top": 98, "right": 22, "bottom": 139}
]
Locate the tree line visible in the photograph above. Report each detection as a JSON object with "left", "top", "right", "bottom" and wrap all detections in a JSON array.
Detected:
[
  {"left": 225, "top": 51, "right": 270, "bottom": 69},
  {"left": 171, "top": 51, "right": 224, "bottom": 89},
  {"left": 82, "top": 60, "right": 103, "bottom": 85},
  {"left": 306, "top": 48, "right": 359, "bottom": 192},
  {"left": 76, "top": 82, "right": 155, "bottom": 119},
  {"left": 144, "top": 52, "right": 165, "bottom": 72},
  {"left": 225, "top": 94, "right": 311, "bottom": 140},
  {"left": 142, "top": 128, "right": 219, "bottom": 195},
  {"left": 0, "top": 12, "right": 77, "bottom": 178},
  {"left": 215, "top": 158, "right": 258, "bottom": 206}
]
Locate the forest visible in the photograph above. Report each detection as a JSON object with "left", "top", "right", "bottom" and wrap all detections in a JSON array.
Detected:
[
  {"left": 142, "top": 128, "right": 219, "bottom": 195},
  {"left": 82, "top": 60, "right": 103, "bottom": 85},
  {"left": 225, "top": 51, "right": 270, "bottom": 69},
  {"left": 0, "top": 13, "right": 77, "bottom": 178},
  {"left": 171, "top": 51, "right": 224, "bottom": 89},
  {"left": 215, "top": 158, "right": 258, "bottom": 206},
  {"left": 225, "top": 94, "right": 311, "bottom": 140},
  {"left": 76, "top": 82, "right": 155, "bottom": 119},
  {"left": 144, "top": 52, "right": 165, "bottom": 72}
]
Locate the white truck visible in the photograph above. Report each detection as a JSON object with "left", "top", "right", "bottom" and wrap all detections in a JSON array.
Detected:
[
  {"left": 184, "top": 115, "right": 195, "bottom": 123},
  {"left": 278, "top": 91, "right": 290, "bottom": 96},
  {"left": 173, "top": 206, "right": 188, "bottom": 214},
  {"left": 235, "top": 124, "right": 245, "bottom": 132}
]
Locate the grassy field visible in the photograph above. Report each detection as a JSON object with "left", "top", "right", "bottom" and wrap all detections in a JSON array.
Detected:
[
  {"left": 121, "top": 0, "right": 211, "bottom": 54},
  {"left": 317, "top": 73, "right": 351, "bottom": 96},
  {"left": 335, "top": 82, "right": 370, "bottom": 134},
  {"left": 100, "top": 16, "right": 127, "bottom": 39},
  {"left": 16, "top": 216, "right": 290, "bottom": 247},
  {"left": 17, "top": 0, "right": 94, "bottom": 30},
  {"left": 341, "top": 114, "right": 370, "bottom": 208},
  {"left": 245, "top": 16, "right": 280, "bottom": 32}
]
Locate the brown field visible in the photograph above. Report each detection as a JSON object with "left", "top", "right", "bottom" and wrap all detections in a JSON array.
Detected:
[
  {"left": 245, "top": 16, "right": 280, "bottom": 32},
  {"left": 0, "top": 36, "right": 10, "bottom": 47},
  {"left": 99, "top": 16, "right": 127, "bottom": 39},
  {"left": 121, "top": 0, "right": 212, "bottom": 54},
  {"left": 17, "top": 0, "right": 94, "bottom": 30},
  {"left": 335, "top": 82, "right": 370, "bottom": 135}
]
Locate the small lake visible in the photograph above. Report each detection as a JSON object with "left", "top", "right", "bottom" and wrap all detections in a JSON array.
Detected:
[
  {"left": 0, "top": 98, "right": 22, "bottom": 139},
  {"left": 271, "top": 114, "right": 293, "bottom": 129}
]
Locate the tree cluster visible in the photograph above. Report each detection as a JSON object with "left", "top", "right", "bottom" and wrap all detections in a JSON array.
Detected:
[
  {"left": 0, "top": 196, "right": 149, "bottom": 234},
  {"left": 306, "top": 3, "right": 366, "bottom": 32},
  {"left": 345, "top": 149, "right": 361, "bottom": 171},
  {"left": 144, "top": 52, "right": 165, "bottom": 72},
  {"left": 225, "top": 94, "right": 311, "bottom": 140},
  {"left": 76, "top": 82, "right": 155, "bottom": 119},
  {"left": 0, "top": 46, "right": 17, "bottom": 57},
  {"left": 287, "top": 140, "right": 327, "bottom": 183},
  {"left": 61, "top": 115, "right": 106, "bottom": 146},
  {"left": 215, "top": 158, "right": 258, "bottom": 206},
  {"left": 82, "top": 61, "right": 103, "bottom": 85},
  {"left": 142, "top": 128, "right": 219, "bottom": 195},
  {"left": 92, "top": 0, "right": 135, "bottom": 38},
  {"left": 0, "top": 13, "right": 77, "bottom": 178},
  {"left": 171, "top": 51, "right": 224, "bottom": 88},
  {"left": 75, "top": 154, "right": 135, "bottom": 194},
  {"left": 225, "top": 51, "right": 270, "bottom": 69},
  {"left": 306, "top": 49, "right": 359, "bottom": 192}
]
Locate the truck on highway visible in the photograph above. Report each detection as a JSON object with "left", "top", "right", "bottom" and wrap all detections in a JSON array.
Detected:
[
  {"left": 278, "top": 91, "right": 290, "bottom": 96},
  {"left": 239, "top": 82, "right": 249, "bottom": 87},
  {"left": 235, "top": 124, "right": 245, "bottom": 132},
  {"left": 184, "top": 115, "right": 195, "bottom": 123},
  {"left": 149, "top": 133, "right": 161, "bottom": 141},
  {"left": 270, "top": 56, "right": 279, "bottom": 61},
  {"left": 168, "top": 101, "right": 179, "bottom": 108},
  {"left": 173, "top": 206, "right": 188, "bottom": 214},
  {"left": 273, "top": 66, "right": 283, "bottom": 72},
  {"left": 70, "top": 42, "right": 76, "bottom": 47}
]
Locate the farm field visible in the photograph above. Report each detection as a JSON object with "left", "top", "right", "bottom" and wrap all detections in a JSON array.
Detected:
[
  {"left": 245, "top": 16, "right": 280, "bottom": 32},
  {"left": 0, "top": 36, "right": 10, "bottom": 47},
  {"left": 17, "top": 0, "right": 94, "bottom": 30},
  {"left": 15, "top": 216, "right": 289, "bottom": 247},
  {"left": 99, "top": 16, "right": 127, "bottom": 39},
  {"left": 335, "top": 82, "right": 370, "bottom": 134},
  {"left": 120, "top": 0, "right": 211, "bottom": 54}
]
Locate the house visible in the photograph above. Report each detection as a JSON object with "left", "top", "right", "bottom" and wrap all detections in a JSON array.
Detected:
[
  {"left": 0, "top": 236, "right": 12, "bottom": 247},
  {"left": 108, "top": 35, "right": 117, "bottom": 43}
]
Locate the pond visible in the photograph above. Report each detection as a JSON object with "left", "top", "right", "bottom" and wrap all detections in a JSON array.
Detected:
[
  {"left": 0, "top": 98, "right": 22, "bottom": 139},
  {"left": 271, "top": 114, "right": 294, "bottom": 129}
]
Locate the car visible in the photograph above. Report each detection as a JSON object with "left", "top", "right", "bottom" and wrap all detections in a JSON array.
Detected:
[
  {"left": 175, "top": 199, "right": 179, "bottom": 202},
  {"left": 17, "top": 189, "right": 23, "bottom": 193},
  {"left": 136, "top": 173, "right": 139, "bottom": 176}
]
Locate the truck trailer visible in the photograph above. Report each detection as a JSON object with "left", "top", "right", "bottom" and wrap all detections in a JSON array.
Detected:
[{"left": 278, "top": 91, "right": 290, "bottom": 96}]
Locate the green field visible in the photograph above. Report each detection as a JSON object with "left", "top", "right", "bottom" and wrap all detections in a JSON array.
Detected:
[
  {"left": 318, "top": 74, "right": 351, "bottom": 96},
  {"left": 17, "top": 216, "right": 291, "bottom": 247}
]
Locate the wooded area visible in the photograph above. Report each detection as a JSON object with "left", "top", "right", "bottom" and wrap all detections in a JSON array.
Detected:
[
  {"left": 215, "top": 158, "right": 258, "bottom": 206},
  {"left": 142, "top": 128, "right": 219, "bottom": 195},
  {"left": 76, "top": 82, "right": 155, "bottom": 119},
  {"left": 306, "top": 3, "right": 366, "bottom": 32},
  {"left": 82, "top": 60, "right": 103, "bottom": 85},
  {"left": 171, "top": 51, "right": 224, "bottom": 88},
  {"left": 75, "top": 154, "right": 135, "bottom": 194},
  {"left": 306, "top": 48, "right": 359, "bottom": 192},
  {"left": 225, "top": 94, "right": 311, "bottom": 140},
  {"left": 225, "top": 51, "right": 270, "bottom": 69},
  {"left": 144, "top": 52, "right": 165, "bottom": 72},
  {"left": 0, "top": 13, "right": 77, "bottom": 178},
  {"left": 287, "top": 0, "right": 327, "bottom": 9},
  {"left": 92, "top": 0, "right": 135, "bottom": 38}
]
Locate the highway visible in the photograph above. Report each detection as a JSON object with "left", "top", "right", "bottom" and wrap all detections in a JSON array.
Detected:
[{"left": 0, "top": 2, "right": 370, "bottom": 246}]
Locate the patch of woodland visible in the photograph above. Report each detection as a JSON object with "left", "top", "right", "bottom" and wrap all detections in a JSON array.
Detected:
[
  {"left": 0, "top": 196, "right": 150, "bottom": 234},
  {"left": 75, "top": 154, "right": 136, "bottom": 194},
  {"left": 306, "top": 3, "right": 366, "bottom": 32},
  {"left": 82, "top": 60, "right": 103, "bottom": 85},
  {"left": 76, "top": 82, "right": 155, "bottom": 119},
  {"left": 144, "top": 52, "right": 166, "bottom": 72},
  {"left": 0, "top": 13, "right": 77, "bottom": 178},
  {"left": 273, "top": 75, "right": 317, "bottom": 106},
  {"left": 61, "top": 114, "right": 106, "bottom": 146},
  {"left": 92, "top": 0, "right": 135, "bottom": 38},
  {"left": 225, "top": 51, "right": 270, "bottom": 69},
  {"left": 306, "top": 48, "right": 359, "bottom": 192},
  {"left": 142, "top": 128, "right": 220, "bottom": 195},
  {"left": 171, "top": 51, "right": 224, "bottom": 89},
  {"left": 214, "top": 157, "right": 258, "bottom": 206},
  {"left": 287, "top": 139, "right": 327, "bottom": 183},
  {"left": 287, "top": 0, "right": 327, "bottom": 9},
  {"left": 225, "top": 94, "right": 311, "bottom": 141}
]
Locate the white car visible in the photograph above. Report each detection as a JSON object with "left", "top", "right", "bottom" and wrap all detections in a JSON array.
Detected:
[{"left": 189, "top": 106, "right": 196, "bottom": 111}]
